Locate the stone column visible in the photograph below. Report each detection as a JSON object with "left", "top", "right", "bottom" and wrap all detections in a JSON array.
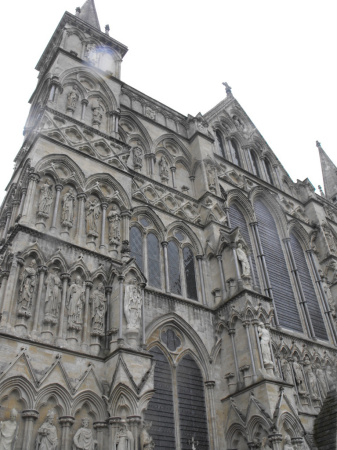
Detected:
[
  {"left": 216, "top": 255, "right": 227, "bottom": 299},
  {"left": 81, "top": 281, "right": 93, "bottom": 352},
  {"left": 2, "top": 210, "right": 12, "bottom": 240},
  {"left": 56, "top": 273, "right": 70, "bottom": 346},
  {"left": 170, "top": 166, "right": 176, "bottom": 188},
  {"left": 268, "top": 433, "right": 283, "bottom": 450},
  {"left": 140, "top": 283, "right": 146, "bottom": 348},
  {"left": 21, "top": 173, "right": 39, "bottom": 223},
  {"left": 81, "top": 99, "right": 88, "bottom": 120},
  {"left": 228, "top": 329, "right": 240, "bottom": 387},
  {"left": 118, "top": 276, "right": 124, "bottom": 342},
  {"left": 17, "top": 188, "right": 27, "bottom": 219},
  {"left": 22, "top": 410, "right": 39, "bottom": 450},
  {"left": 243, "top": 321, "right": 257, "bottom": 382},
  {"left": 196, "top": 255, "right": 207, "bottom": 305},
  {"left": 32, "top": 265, "right": 47, "bottom": 335},
  {"left": 0, "top": 254, "right": 23, "bottom": 331},
  {"left": 93, "top": 421, "right": 108, "bottom": 449},
  {"left": 189, "top": 175, "right": 195, "bottom": 196},
  {"left": 0, "top": 271, "right": 9, "bottom": 313},
  {"left": 100, "top": 202, "right": 108, "bottom": 250},
  {"left": 162, "top": 241, "right": 170, "bottom": 293},
  {"left": 59, "top": 416, "right": 75, "bottom": 450},
  {"left": 76, "top": 193, "right": 87, "bottom": 245},
  {"left": 105, "top": 286, "right": 112, "bottom": 349},
  {"left": 121, "top": 211, "right": 131, "bottom": 262},
  {"left": 50, "top": 184, "right": 63, "bottom": 232},
  {"left": 204, "top": 381, "right": 218, "bottom": 450}
]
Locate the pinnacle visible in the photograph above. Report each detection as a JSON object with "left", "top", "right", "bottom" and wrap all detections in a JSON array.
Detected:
[{"left": 76, "top": 0, "right": 101, "bottom": 31}]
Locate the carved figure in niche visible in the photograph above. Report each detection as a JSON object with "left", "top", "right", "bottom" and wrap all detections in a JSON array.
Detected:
[
  {"left": 145, "top": 107, "right": 156, "bottom": 120},
  {"left": 257, "top": 323, "right": 273, "bottom": 366},
  {"left": 66, "top": 86, "right": 79, "bottom": 113},
  {"left": 91, "top": 282, "right": 106, "bottom": 335},
  {"left": 207, "top": 166, "right": 216, "bottom": 191},
  {"left": 323, "top": 224, "right": 337, "bottom": 253},
  {"left": 281, "top": 358, "right": 293, "bottom": 384},
  {"left": 37, "top": 181, "right": 54, "bottom": 218},
  {"left": 66, "top": 276, "right": 85, "bottom": 329},
  {"left": 133, "top": 147, "right": 143, "bottom": 170},
  {"left": 35, "top": 409, "right": 58, "bottom": 450},
  {"left": 320, "top": 272, "right": 336, "bottom": 317},
  {"left": 159, "top": 155, "right": 169, "bottom": 182},
  {"left": 85, "top": 199, "right": 101, "bottom": 236},
  {"left": 108, "top": 205, "right": 121, "bottom": 244},
  {"left": 85, "top": 43, "right": 99, "bottom": 65},
  {"left": 309, "top": 230, "right": 318, "bottom": 254},
  {"left": 0, "top": 408, "right": 18, "bottom": 450},
  {"left": 72, "top": 417, "right": 97, "bottom": 450},
  {"left": 316, "top": 367, "right": 327, "bottom": 397},
  {"left": 292, "top": 357, "right": 306, "bottom": 394},
  {"left": 18, "top": 259, "right": 37, "bottom": 315},
  {"left": 91, "top": 100, "right": 103, "bottom": 126},
  {"left": 61, "top": 188, "right": 76, "bottom": 229},
  {"left": 124, "top": 279, "right": 142, "bottom": 331},
  {"left": 283, "top": 435, "right": 294, "bottom": 450},
  {"left": 115, "top": 423, "right": 133, "bottom": 450},
  {"left": 44, "top": 267, "right": 62, "bottom": 321},
  {"left": 331, "top": 261, "right": 337, "bottom": 283},
  {"left": 233, "top": 115, "right": 244, "bottom": 131},
  {"left": 140, "top": 421, "right": 155, "bottom": 450},
  {"left": 236, "top": 243, "right": 251, "bottom": 278},
  {"left": 303, "top": 356, "right": 319, "bottom": 399}
]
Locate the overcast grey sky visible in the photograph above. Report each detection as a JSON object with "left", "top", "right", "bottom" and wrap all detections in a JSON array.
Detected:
[{"left": 1, "top": 0, "right": 336, "bottom": 202}]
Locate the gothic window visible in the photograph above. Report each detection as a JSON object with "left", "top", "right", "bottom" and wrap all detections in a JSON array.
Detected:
[
  {"left": 215, "top": 130, "right": 226, "bottom": 158},
  {"left": 145, "top": 346, "right": 209, "bottom": 450},
  {"left": 147, "top": 232, "right": 161, "bottom": 289},
  {"left": 228, "top": 203, "right": 260, "bottom": 288},
  {"left": 229, "top": 139, "right": 241, "bottom": 167},
  {"left": 167, "top": 241, "right": 182, "bottom": 295},
  {"left": 130, "top": 226, "right": 143, "bottom": 271},
  {"left": 264, "top": 158, "right": 274, "bottom": 185},
  {"left": 254, "top": 199, "right": 302, "bottom": 332},
  {"left": 290, "top": 233, "right": 328, "bottom": 340},
  {"left": 250, "top": 149, "right": 260, "bottom": 177},
  {"left": 183, "top": 247, "right": 198, "bottom": 300}
]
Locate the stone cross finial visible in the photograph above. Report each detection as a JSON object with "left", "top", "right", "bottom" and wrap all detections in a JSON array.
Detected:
[
  {"left": 76, "top": 7, "right": 81, "bottom": 15},
  {"left": 316, "top": 140, "right": 322, "bottom": 149},
  {"left": 222, "top": 82, "right": 232, "bottom": 96}
]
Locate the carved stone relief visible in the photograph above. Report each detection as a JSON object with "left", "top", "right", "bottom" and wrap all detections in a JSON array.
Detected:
[
  {"left": 44, "top": 267, "right": 62, "bottom": 325},
  {"left": 132, "top": 146, "right": 143, "bottom": 171},
  {"left": 124, "top": 279, "right": 142, "bottom": 332},
  {"left": 258, "top": 323, "right": 273, "bottom": 371},
  {"left": 72, "top": 417, "right": 97, "bottom": 449},
  {"left": 66, "top": 85, "right": 79, "bottom": 115},
  {"left": 18, "top": 259, "right": 37, "bottom": 318},
  {"left": 115, "top": 422, "right": 133, "bottom": 450},
  {"left": 61, "top": 187, "right": 76, "bottom": 233},
  {"left": 36, "top": 180, "right": 54, "bottom": 228},
  {"left": 236, "top": 243, "right": 251, "bottom": 279},
  {"left": 108, "top": 204, "right": 121, "bottom": 257},
  {"left": 66, "top": 275, "right": 85, "bottom": 340},
  {"left": 85, "top": 198, "right": 101, "bottom": 246},
  {"left": 35, "top": 409, "right": 58, "bottom": 450},
  {"left": 159, "top": 155, "right": 169, "bottom": 183}
]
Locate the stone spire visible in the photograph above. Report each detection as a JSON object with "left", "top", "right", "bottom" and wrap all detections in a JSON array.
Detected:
[
  {"left": 76, "top": 0, "right": 101, "bottom": 30},
  {"left": 317, "top": 140, "right": 337, "bottom": 202}
]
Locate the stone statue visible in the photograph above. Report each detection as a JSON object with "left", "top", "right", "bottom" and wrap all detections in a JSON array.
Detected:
[
  {"left": 61, "top": 188, "right": 76, "bottom": 229},
  {"left": 44, "top": 268, "right": 62, "bottom": 321},
  {"left": 207, "top": 166, "right": 216, "bottom": 190},
  {"left": 140, "top": 421, "right": 155, "bottom": 450},
  {"left": 257, "top": 323, "right": 273, "bottom": 366},
  {"left": 108, "top": 205, "right": 121, "bottom": 244},
  {"left": 236, "top": 243, "right": 251, "bottom": 278},
  {"left": 72, "top": 417, "right": 97, "bottom": 450},
  {"left": 233, "top": 115, "right": 244, "bottom": 131},
  {"left": 85, "top": 199, "right": 101, "bottom": 236},
  {"left": 0, "top": 408, "right": 18, "bottom": 450},
  {"left": 91, "top": 100, "right": 103, "bottom": 126},
  {"left": 18, "top": 259, "right": 37, "bottom": 315},
  {"left": 303, "top": 356, "right": 319, "bottom": 399},
  {"left": 281, "top": 358, "right": 293, "bottom": 384},
  {"left": 66, "top": 86, "right": 79, "bottom": 113},
  {"left": 159, "top": 155, "right": 169, "bottom": 182},
  {"left": 292, "top": 357, "right": 306, "bottom": 394},
  {"left": 283, "top": 435, "right": 294, "bottom": 450},
  {"left": 133, "top": 147, "right": 143, "bottom": 170},
  {"left": 66, "top": 276, "right": 85, "bottom": 329},
  {"left": 35, "top": 409, "right": 58, "bottom": 450},
  {"left": 124, "top": 279, "right": 142, "bottom": 331},
  {"left": 91, "top": 282, "right": 106, "bottom": 335},
  {"left": 37, "top": 182, "right": 54, "bottom": 218},
  {"left": 323, "top": 225, "right": 337, "bottom": 253},
  {"left": 115, "top": 423, "right": 133, "bottom": 450}
]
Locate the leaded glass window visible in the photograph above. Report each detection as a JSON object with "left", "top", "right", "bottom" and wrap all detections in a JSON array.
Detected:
[
  {"left": 183, "top": 247, "right": 198, "bottom": 300},
  {"left": 130, "top": 226, "right": 143, "bottom": 271},
  {"left": 167, "top": 241, "right": 181, "bottom": 295},
  {"left": 230, "top": 139, "right": 241, "bottom": 167},
  {"left": 147, "top": 233, "right": 161, "bottom": 289},
  {"left": 216, "top": 130, "right": 225, "bottom": 158}
]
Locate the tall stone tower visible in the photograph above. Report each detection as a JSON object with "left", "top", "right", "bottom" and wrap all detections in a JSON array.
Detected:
[{"left": 0, "top": 1, "right": 336, "bottom": 449}]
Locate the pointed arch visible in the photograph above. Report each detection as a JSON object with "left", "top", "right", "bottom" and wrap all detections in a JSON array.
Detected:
[
  {"left": 72, "top": 390, "right": 106, "bottom": 421},
  {"left": 35, "top": 154, "right": 86, "bottom": 190},
  {"left": 85, "top": 173, "right": 131, "bottom": 209},
  {"left": 35, "top": 383, "right": 72, "bottom": 415},
  {"left": 0, "top": 376, "right": 36, "bottom": 409},
  {"left": 131, "top": 206, "right": 166, "bottom": 241},
  {"left": 227, "top": 189, "right": 255, "bottom": 222},
  {"left": 119, "top": 111, "right": 153, "bottom": 152},
  {"left": 166, "top": 221, "right": 203, "bottom": 254},
  {"left": 153, "top": 134, "right": 191, "bottom": 164},
  {"left": 109, "top": 383, "right": 139, "bottom": 417}
]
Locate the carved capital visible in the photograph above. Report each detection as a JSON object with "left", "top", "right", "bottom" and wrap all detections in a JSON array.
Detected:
[
  {"left": 204, "top": 380, "right": 215, "bottom": 389},
  {"left": 58, "top": 416, "right": 75, "bottom": 427},
  {"left": 161, "top": 241, "right": 168, "bottom": 248},
  {"left": 93, "top": 421, "right": 108, "bottom": 430},
  {"left": 55, "top": 184, "right": 63, "bottom": 192},
  {"left": 22, "top": 409, "right": 39, "bottom": 420}
]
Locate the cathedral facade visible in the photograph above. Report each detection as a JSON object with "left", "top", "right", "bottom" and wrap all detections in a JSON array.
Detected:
[{"left": 0, "top": 1, "right": 336, "bottom": 449}]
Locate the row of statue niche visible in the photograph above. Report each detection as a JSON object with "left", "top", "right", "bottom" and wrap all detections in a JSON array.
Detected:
[
  {"left": 37, "top": 183, "right": 122, "bottom": 243},
  {"left": 66, "top": 85, "right": 103, "bottom": 127},
  {"left": 280, "top": 354, "right": 334, "bottom": 400},
  {"left": 18, "top": 261, "right": 106, "bottom": 334}
]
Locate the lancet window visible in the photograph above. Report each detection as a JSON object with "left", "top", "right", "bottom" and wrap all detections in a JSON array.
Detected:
[
  {"left": 249, "top": 149, "right": 260, "bottom": 177},
  {"left": 263, "top": 158, "right": 274, "bottom": 185},
  {"left": 130, "top": 226, "right": 143, "bottom": 271},
  {"left": 229, "top": 139, "right": 241, "bottom": 167},
  {"left": 215, "top": 130, "right": 226, "bottom": 158}
]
